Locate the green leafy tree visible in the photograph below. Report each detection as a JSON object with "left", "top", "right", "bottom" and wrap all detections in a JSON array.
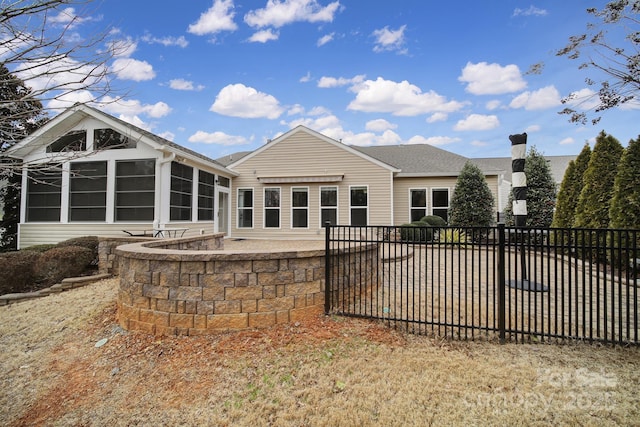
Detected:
[
  {"left": 449, "top": 162, "right": 495, "bottom": 228},
  {"left": 552, "top": 143, "right": 591, "bottom": 228},
  {"left": 556, "top": 1, "right": 640, "bottom": 125},
  {"left": 609, "top": 135, "right": 640, "bottom": 228},
  {"left": 0, "top": 66, "right": 48, "bottom": 251},
  {"left": 574, "top": 131, "right": 624, "bottom": 228},
  {"left": 503, "top": 147, "right": 557, "bottom": 227}
]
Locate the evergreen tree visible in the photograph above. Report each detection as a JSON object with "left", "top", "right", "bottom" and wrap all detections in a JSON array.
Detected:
[
  {"left": 0, "top": 65, "right": 48, "bottom": 251},
  {"left": 449, "top": 162, "right": 495, "bottom": 228},
  {"left": 503, "top": 147, "right": 557, "bottom": 227},
  {"left": 574, "top": 131, "right": 624, "bottom": 229},
  {"left": 609, "top": 136, "right": 640, "bottom": 229},
  {"left": 552, "top": 143, "right": 591, "bottom": 228}
]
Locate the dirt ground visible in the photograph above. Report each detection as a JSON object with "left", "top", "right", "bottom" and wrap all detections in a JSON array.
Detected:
[{"left": 1, "top": 277, "right": 639, "bottom": 426}]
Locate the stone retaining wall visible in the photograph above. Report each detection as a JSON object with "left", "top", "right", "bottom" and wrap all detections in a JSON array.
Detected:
[{"left": 116, "top": 234, "right": 378, "bottom": 336}]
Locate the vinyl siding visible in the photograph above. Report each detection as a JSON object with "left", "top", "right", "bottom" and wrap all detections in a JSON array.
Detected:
[
  {"left": 393, "top": 175, "right": 500, "bottom": 224},
  {"left": 229, "top": 131, "right": 394, "bottom": 239},
  {"left": 18, "top": 222, "right": 208, "bottom": 249}
]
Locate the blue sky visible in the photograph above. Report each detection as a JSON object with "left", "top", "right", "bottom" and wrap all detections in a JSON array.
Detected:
[{"left": 30, "top": 1, "right": 639, "bottom": 160}]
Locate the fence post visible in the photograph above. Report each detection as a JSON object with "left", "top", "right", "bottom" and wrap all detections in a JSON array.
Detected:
[
  {"left": 498, "top": 223, "right": 506, "bottom": 344},
  {"left": 324, "top": 221, "right": 331, "bottom": 315}
]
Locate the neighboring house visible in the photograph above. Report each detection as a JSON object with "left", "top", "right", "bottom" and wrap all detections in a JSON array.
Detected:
[
  {"left": 5, "top": 104, "right": 237, "bottom": 248},
  {"left": 4, "top": 105, "right": 575, "bottom": 248},
  {"left": 474, "top": 155, "right": 577, "bottom": 213}
]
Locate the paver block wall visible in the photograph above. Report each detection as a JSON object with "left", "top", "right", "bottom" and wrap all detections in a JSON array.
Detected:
[{"left": 115, "top": 235, "right": 378, "bottom": 336}]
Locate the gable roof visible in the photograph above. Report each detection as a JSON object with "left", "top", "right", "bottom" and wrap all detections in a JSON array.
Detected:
[
  {"left": 355, "top": 144, "right": 505, "bottom": 177},
  {"left": 475, "top": 155, "right": 576, "bottom": 184},
  {"left": 226, "top": 125, "right": 401, "bottom": 173},
  {"left": 6, "top": 104, "right": 237, "bottom": 176}
]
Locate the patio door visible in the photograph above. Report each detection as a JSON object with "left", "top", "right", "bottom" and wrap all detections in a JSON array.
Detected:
[{"left": 217, "top": 190, "right": 229, "bottom": 235}]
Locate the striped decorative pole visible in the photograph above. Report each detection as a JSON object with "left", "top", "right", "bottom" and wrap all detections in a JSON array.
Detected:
[{"left": 509, "top": 133, "right": 527, "bottom": 227}]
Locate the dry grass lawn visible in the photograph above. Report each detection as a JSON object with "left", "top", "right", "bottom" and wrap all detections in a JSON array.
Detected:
[{"left": 1, "top": 278, "right": 639, "bottom": 426}]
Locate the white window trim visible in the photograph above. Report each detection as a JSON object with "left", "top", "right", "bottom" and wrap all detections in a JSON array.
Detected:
[
  {"left": 263, "top": 186, "right": 281, "bottom": 229},
  {"left": 291, "top": 186, "right": 309, "bottom": 229},
  {"left": 237, "top": 187, "right": 254, "bottom": 229},
  {"left": 409, "top": 188, "right": 427, "bottom": 223},
  {"left": 319, "top": 186, "right": 339, "bottom": 228},
  {"left": 349, "top": 185, "right": 369, "bottom": 226},
  {"left": 430, "top": 187, "right": 450, "bottom": 217}
]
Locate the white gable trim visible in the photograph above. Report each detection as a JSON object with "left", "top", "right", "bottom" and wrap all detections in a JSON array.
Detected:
[{"left": 228, "top": 125, "right": 401, "bottom": 173}]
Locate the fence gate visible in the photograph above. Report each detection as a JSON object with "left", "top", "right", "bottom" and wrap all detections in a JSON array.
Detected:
[{"left": 324, "top": 224, "right": 639, "bottom": 345}]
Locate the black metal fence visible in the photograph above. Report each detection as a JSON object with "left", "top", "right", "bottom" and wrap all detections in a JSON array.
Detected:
[{"left": 324, "top": 224, "right": 639, "bottom": 345}]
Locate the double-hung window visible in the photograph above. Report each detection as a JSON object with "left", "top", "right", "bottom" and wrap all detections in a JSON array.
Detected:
[
  {"left": 69, "top": 161, "right": 107, "bottom": 221},
  {"left": 264, "top": 187, "right": 280, "bottom": 228},
  {"left": 320, "top": 186, "right": 338, "bottom": 226},
  {"left": 170, "top": 162, "right": 193, "bottom": 221},
  {"left": 410, "top": 189, "right": 427, "bottom": 222},
  {"left": 432, "top": 189, "right": 450, "bottom": 223},
  {"left": 291, "top": 187, "right": 308, "bottom": 228},
  {"left": 350, "top": 186, "right": 368, "bottom": 226},
  {"left": 115, "top": 159, "right": 155, "bottom": 221},
  {"left": 237, "top": 188, "right": 253, "bottom": 228}
]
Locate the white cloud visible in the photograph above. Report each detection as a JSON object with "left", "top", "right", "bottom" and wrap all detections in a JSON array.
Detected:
[
  {"left": 454, "top": 114, "right": 500, "bottom": 131},
  {"left": 365, "top": 119, "right": 397, "bottom": 132},
  {"left": 525, "top": 124, "right": 541, "bottom": 133},
  {"left": 248, "top": 29, "right": 279, "bottom": 43},
  {"left": 15, "top": 57, "right": 106, "bottom": 92},
  {"left": 317, "top": 32, "right": 335, "bottom": 47},
  {"left": 244, "top": 0, "right": 341, "bottom": 28},
  {"left": 299, "top": 72, "right": 312, "bottom": 83},
  {"left": 486, "top": 100, "right": 502, "bottom": 110},
  {"left": 286, "top": 114, "right": 342, "bottom": 134},
  {"left": 372, "top": 25, "right": 407, "bottom": 53},
  {"left": 407, "top": 135, "right": 461, "bottom": 146},
  {"left": 158, "top": 131, "right": 176, "bottom": 141},
  {"left": 471, "top": 140, "right": 488, "bottom": 147},
  {"left": 49, "top": 7, "right": 101, "bottom": 28},
  {"left": 459, "top": 62, "right": 527, "bottom": 95},
  {"left": 107, "top": 37, "right": 137, "bottom": 58},
  {"left": 559, "top": 137, "right": 575, "bottom": 145},
  {"left": 142, "top": 34, "right": 189, "bottom": 48},
  {"left": 210, "top": 83, "right": 284, "bottom": 119},
  {"left": 317, "top": 74, "right": 366, "bottom": 88},
  {"left": 347, "top": 77, "right": 466, "bottom": 116},
  {"left": 188, "top": 0, "right": 238, "bottom": 35},
  {"left": 510, "top": 85, "right": 561, "bottom": 110},
  {"left": 287, "top": 104, "right": 305, "bottom": 115},
  {"left": 118, "top": 114, "right": 152, "bottom": 131},
  {"left": 100, "top": 96, "right": 172, "bottom": 118},
  {"left": 564, "top": 88, "right": 600, "bottom": 110},
  {"left": 427, "top": 112, "right": 448, "bottom": 123},
  {"left": 169, "top": 78, "right": 205, "bottom": 91},
  {"left": 188, "top": 130, "right": 250, "bottom": 146},
  {"left": 46, "top": 90, "right": 95, "bottom": 112},
  {"left": 111, "top": 58, "right": 156, "bottom": 81},
  {"left": 513, "top": 6, "right": 548, "bottom": 17}
]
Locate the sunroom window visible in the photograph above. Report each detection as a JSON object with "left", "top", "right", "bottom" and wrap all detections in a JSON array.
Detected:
[
  {"left": 115, "top": 159, "right": 155, "bottom": 221},
  {"left": 46, "top": 130, "right": 86, "bottom": 152},
  {"left": 26, "top": 168, "right": 62, "bottom": 222},
  {"left": 94, "top": 128, "right": 136, "bottom": 150},
  {"left": 69, "top": 161, "right": 107, "bottom": 221}
]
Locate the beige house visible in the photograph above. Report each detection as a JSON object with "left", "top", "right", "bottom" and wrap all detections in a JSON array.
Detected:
[
  {"left": 218, "top": 126, "right": 505, "bottom": 239},
  {"left": 10, "top": 105, "right": 576, "bottom": 248}
]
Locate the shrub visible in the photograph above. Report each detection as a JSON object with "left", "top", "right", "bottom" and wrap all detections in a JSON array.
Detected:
[
  {"left": 23, "top": 243, "right": 57, "bottom": 253},
  {"left": 0, "top": 250, "right": 41, "bottom": 294},
  {"left": 400, "top": 222, "right": 433, "bottom": 243},
  {"left": 56, "top": 236, "right": 99, "bottom": 265},
  {"left": 34, "top": 245, "right": 94, "bottom": 286},
  {"left": 420, "top": 215, "right": 447, "bottom": 227}
]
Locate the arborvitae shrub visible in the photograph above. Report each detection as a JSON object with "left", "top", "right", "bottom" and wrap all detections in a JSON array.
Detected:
[
  {"left": 34, "top": 245, "right": 94, "bottom": 286},
  {"left": 0, "top": 251, "right": 41, "bottom": 294}
]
